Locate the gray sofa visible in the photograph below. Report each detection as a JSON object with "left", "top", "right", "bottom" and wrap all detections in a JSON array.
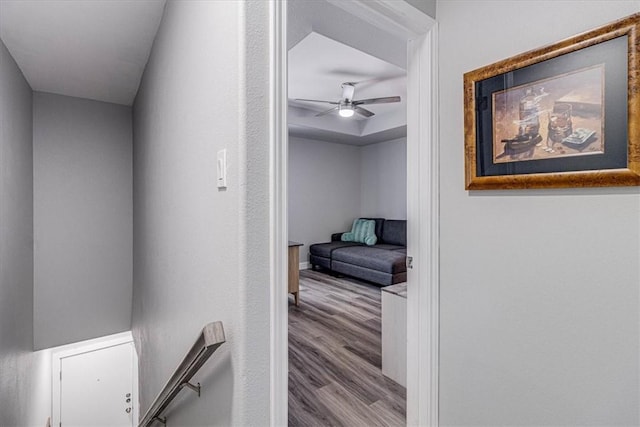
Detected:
[{"left": 309, "top": 218, "right": 407, "bottom": 286}]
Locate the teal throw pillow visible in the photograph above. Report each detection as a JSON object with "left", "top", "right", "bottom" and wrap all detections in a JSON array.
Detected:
[{"left": 341, "top": 219, "right": 377, "bottom": 246}]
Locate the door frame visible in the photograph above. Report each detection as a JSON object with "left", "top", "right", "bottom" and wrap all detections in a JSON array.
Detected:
[
  {"left": 51, "top": 331, "right": 139, "bottom": 426},
  {"left": 268, "top": 1, "right": 439, "bottom": 425}
]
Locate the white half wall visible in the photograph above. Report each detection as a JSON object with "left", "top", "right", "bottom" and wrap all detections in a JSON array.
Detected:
[
  {"left": 288, "top": 136, "right": 362, "bottom": 263},
  {"left": 33, "top": 92, "right": 133, "bottom": 350},
  {"left": 360, "top": 137, "right": 407, "bottom": 219},
  {"left": 437, "top": 1, "right": 640, "bottom": 425}
]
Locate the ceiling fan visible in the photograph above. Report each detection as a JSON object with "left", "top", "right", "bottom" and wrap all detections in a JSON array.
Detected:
[{"left": 295, "top": 82, "right": 401, "bottom": 118}]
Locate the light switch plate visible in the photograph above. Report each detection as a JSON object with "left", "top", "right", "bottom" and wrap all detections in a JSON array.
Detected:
[{"left": 217, "top": 149, "right": 227, "bottom": 188}]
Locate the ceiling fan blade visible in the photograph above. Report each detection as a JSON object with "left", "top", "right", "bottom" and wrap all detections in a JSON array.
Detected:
[
  {"left": 354, "top": 106, "right": 375, "bottom": 117},
  {"left": 315, "top": 106, "right": 339, "bottom": 117},
  {"left": 295, "top": 98, "right": 339, "bottom": 105},
  {"left": 352, "top": 75, "right": 405, "bottom": 89},
  {"left": 353, "top": 96, "right": 401, "bottom": 105}
]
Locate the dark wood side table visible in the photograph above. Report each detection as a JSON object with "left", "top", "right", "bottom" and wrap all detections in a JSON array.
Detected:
[{"left": 288, "top": 241, "right": 303, "bottom": 305}]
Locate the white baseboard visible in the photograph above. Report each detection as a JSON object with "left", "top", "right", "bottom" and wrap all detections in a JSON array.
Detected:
[{"left": 299, "top": 261, "right": 311, "bottom": 270}]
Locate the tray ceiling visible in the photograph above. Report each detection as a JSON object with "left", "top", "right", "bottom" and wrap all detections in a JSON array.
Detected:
[{"left": 288, "top": 32, "right": 407, "bottom": 145}]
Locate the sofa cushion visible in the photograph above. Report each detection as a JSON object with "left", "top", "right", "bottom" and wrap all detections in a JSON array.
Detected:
[
  {"left": 374, "top": 244, "right": 405, "bottom": 251},
  {"left": 332, "top": 246, "right": 406, "bottom": 274},
  {"left": 342, "top": 219, "right": 377, "bottom": 245},
  {"left": 381, "top": 220, "right": 406, "bottom": 246},
  {"left": 331, "top": 261, "right": 405, "bottom": 286},
  {"left": 332, "top": 218, "right": 384, "bottom": 241},
  {"left": 331, "top": 232, "right": 346, "bottom": 242},
  {"left": 309, "top": 241, "right": 362, "bottom": 258},
  {"left": 361, "top": 218, "right": 385, "bottom": 240},
  {"left": 309, "top": 254, "right": 332, "bottom": 270}
]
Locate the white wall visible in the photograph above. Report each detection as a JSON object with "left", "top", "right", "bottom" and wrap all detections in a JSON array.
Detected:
[
  {"left": 33, "top": 92, "right": 133, "bottom": 350},
  {"left": 132, "top": 1, "right": 271, "bottom": 425},
  {"left": 437, "top": 1, "right": 640, "bottom": 425},
  {"left": 288, "top": 136, "right": 363, "bottom": 263},
  {"left": 361, "top": 137, "right": 407, "bottom": 219}
]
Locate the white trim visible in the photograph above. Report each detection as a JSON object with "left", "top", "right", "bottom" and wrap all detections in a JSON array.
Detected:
[
  {"left": 326, "top": 0, "right": 432, "bottom": 39},
  {"left": 269, "top": 1, "right": 439, "bottom": 426},
  {"left": 299, "top": 261, "right": 311, "bottom": 270},
  {"left": 406, "top": 26, "right": 440, "bottom": 427},
  {"left": 269, "top": 0, "right": 288, "bottom": 426},
  {"left": 51, "top": 331, "right": 139, "bottom": 427}
]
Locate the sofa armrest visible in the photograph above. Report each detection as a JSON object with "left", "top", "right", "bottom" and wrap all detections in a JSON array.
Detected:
[{"left": 331, "top": 232, "right": 346, "bottom": 241}]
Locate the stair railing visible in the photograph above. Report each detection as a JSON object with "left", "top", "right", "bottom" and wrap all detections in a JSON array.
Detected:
[{"left": 138, "top": 321, "right": 226, "bottom": 427}]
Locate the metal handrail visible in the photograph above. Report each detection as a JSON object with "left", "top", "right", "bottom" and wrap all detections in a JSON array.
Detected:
[{"left": 138, "top": 321, "right": 226, "bottom": 427}]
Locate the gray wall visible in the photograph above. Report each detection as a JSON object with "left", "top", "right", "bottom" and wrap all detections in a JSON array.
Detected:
[
  {"left": 437, "top": 1, "right": 640, "bottom": 425},
  {"left": 288, "top": 136, "right": 407, "bottom": 263},
  {"left": 33, "top": 92, "right": 132, "bottom": 350},
  {"left": 132, "top": 1, "right": 271, "bottom": 424},
  {"left": 0, "top": 39, "right": 36, "bottom": 426},
  {"left": 288, "top": 0, "right": 407, "bottom": 69},
  {"left": 404, "top": 0, "right": 436, "bottom": 19},
  {"left": 288, "top": 136, "right": 363, "bottom": 263},
  {"left": 361, "top": 137, "right": 406, "bottom": 220}
]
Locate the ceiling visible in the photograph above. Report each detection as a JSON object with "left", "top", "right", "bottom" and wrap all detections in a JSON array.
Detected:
[
  {"left": 0, "top": 0, "right": 166, "bottom": 106},
  {"left": 0, "top": 0, "right": 407, "bottom": 139},
  {"left": 288, "top": 32, "right": 407, "bottom": 146}
]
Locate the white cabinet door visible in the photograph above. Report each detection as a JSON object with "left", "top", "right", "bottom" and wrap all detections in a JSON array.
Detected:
[
  {"left": 382, "top": 290, "right": 407, "bottom": 387},
  {"left": 60, "top": 342, "right": 134, "bottom": 427}
]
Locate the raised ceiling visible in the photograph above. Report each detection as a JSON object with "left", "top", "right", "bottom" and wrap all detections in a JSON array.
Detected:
[
  {"left": 0, "top": 0, "right": 166, "bottom": 106},
  {"left": 288, "top": 32, "right": 407, "bottom": 146}
]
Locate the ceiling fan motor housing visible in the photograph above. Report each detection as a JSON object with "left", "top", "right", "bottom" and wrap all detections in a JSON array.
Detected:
[{"left": 341, "top": 82, "right": 356, "bottom": 102}]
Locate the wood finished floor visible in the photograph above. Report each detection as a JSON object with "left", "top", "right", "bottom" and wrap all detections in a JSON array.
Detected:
[{"left": 288, "top": 269, "right": 406, "bottom": 427}]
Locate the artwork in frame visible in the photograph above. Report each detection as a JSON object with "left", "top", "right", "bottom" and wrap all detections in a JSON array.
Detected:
[{"left": 464, "top": 13, "right": 640, "bottom": 190}]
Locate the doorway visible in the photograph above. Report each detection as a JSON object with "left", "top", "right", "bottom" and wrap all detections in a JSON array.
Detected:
[
  {"left": 287, "top": 19, "right": 409, "bottom": 426},
  {"left": 52, "top": 332, "right": 139, "bottom": 427},
  {"left": 269, "top": 1, "right": 439, "bottom": 426}
]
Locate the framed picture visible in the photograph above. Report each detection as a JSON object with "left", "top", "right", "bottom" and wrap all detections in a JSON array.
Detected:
[{"left": 464, "top": 13, "right": 639, "bottom": 190}]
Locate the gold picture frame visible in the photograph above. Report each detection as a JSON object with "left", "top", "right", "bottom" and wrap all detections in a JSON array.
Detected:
[{"left": 464, "top": 13, "right": 639, "bottom": 190}]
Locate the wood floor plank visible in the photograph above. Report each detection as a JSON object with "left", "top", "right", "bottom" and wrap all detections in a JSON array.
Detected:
[
  {"left": 316, "top": 382, "right": 387, "bottom": 427},
  {"left": 289, "top": 336, "right": 333, "bottom": 389},
  {"left": 344, "top": 342, "right": 381, "bottom": 368},
  {"left": 289, "top": 375, "right": 344, "bottom": 427},
  {"left": 289, "top": 269, "right": 406, "bottom": 426},
  {"left": 293, "top": 296, "right": 380, "bottom": 350},
  {"left": 369, "top": 399, "right": 406, "bottom": 426}
]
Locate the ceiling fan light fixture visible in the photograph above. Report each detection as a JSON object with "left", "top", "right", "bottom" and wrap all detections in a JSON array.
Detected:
[
  {"left": 298, "top": 82, "right": 401, "bottom": 119},
  {"left": 338, "top": 104, "right": 354, "bottom": 118}
]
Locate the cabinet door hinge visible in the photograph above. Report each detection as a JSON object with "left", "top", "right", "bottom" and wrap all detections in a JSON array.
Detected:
[{"left": 406, "top": 256, "right": 413, "bottom": 269}]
